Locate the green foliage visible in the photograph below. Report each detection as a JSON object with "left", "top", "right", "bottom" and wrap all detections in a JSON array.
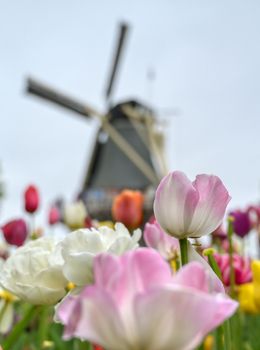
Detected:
[
  {"left": 0, "top": 304, "right": 93, "bottom": 350},
  {"left": 242, "top": 314, "right": 260, "bottom": 350}
]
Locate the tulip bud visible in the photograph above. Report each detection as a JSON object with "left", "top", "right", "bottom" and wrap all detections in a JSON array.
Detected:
[
  {"left": 64, "top": 201, "right": 87, "bottom": 230},
  {"left": 112, "top": 190, "right": 144, "bottom": 229},
  {"left": 48, "top": 206, "right": 60, "bottom": 225},
  {"left": 24, "top": 185, "right": 40, "bottom": 214},
  {"left": 1, "top": 219, "right": 28, "bottom": 246}
]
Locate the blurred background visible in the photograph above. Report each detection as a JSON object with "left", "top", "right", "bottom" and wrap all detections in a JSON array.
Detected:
[{"left": 1, "top": 0, "right": 260, "bottom": 222}]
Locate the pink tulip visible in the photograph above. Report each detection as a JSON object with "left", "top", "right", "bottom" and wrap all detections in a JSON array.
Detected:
[
  {"left": 144, "top": 221, "right": 179, "bottom": 260},
  {"left": 144, "top": 221, "right": 225, "bottom": 292},
  {"left": 24, "top": 185, "right": 40, "bottom": 214},
  {"left": 56, "top": 249, "right": 237, "bottom": 350},
  {"left": 48, "top": 206, "right": 60, "bottom": 225},
  {"left": 1, "top": 219, "right": 28, "bottom": 247},
  {"left": 154, "top": 171, "right": 231, "bottom": 239},
  {"left": 214, "top": 253, "right": 252, "bottom": 286}
]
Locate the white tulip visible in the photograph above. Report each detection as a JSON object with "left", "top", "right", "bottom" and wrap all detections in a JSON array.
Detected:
[
  {"left": 60, "top": 223, "right": 141, "bottom": 286},
  {"left": 0, "top": 237, "right": 68, "bottom": 305},
  {"left": 64, "top": 201, "right": 87, "bottom": 230}
]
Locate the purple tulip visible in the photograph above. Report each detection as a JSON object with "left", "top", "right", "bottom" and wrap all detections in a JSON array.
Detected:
[{"left": 229, "top": 210, "right": 251, "bottom": 238}]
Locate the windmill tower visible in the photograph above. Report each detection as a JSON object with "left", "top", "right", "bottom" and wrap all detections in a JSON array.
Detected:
[{"left": 26, "top": 23, "right": 168, "bottom": 219}]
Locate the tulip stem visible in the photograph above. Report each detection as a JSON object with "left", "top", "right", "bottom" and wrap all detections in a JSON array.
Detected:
[
  {"left": 223, "top": 320, "right": 232, "bottom": 350},
  {"left": 227, "top": 217, "right": 236, "bottom": 298},
  {"left": 179, "top": 238, "right": 188, "bottom": 265}
]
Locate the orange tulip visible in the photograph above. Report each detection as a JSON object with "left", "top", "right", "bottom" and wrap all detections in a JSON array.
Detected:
[{"left": 112, "top": 190, "right": 144, "bottom": 229}]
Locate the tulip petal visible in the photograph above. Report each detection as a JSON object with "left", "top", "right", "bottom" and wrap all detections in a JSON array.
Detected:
[
  {"left": 188, "top": 175, "right": 231, "bottom": 237},
  {"left": 144, "top": 222, "right": 179, "bottom": 260},
  {"left": 154, "top": 171, "right": 199, "bottom": 238},
  {"left": 58, "top": 287, "right": 127, "bottom": 350},
  {"left": 134, "top": 288, "right": 237, "bottom": 350},
  {"left": 94, "top": 249, "right": 172, "bottom": 305},
  {"left": 0, "top": 301, "right": 13, "bottom": 334},
  {"left": 187, "top": 244, "right": 225, "bottom": 293}
]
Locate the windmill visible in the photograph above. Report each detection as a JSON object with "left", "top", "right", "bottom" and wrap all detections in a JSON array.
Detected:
[{"left": 25, "top": 23, "right": 168, "bottom": 220}]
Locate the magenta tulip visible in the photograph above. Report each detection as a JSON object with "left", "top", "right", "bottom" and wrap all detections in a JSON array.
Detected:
[
  {"left": 48, "top": 206, "right": 60, "bottom": 225},
  {"left": 214, "top": 253, "right": 252, "bottom": 286},
  {"left": 229, "top": 210, "right": 252, "bottom": 238},
  {"left": 154, "top": 171, "right": 231, "bottom": 239},
  {"left": 56, "top": 249, "right": 237, "bottom": 350},
  {"left": 1, "top": 219, "right": 28, "bottom": 247}
]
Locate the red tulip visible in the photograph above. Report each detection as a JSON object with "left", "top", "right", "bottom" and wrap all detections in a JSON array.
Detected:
[
  {"left": 48, "top": 206, "right": 60, "bottom": 225},
  {"left": 93, "top": 346, "right": 104, "bottom": 350},
  {"left": 112, "top": 190, "right": 144, "bottom": 229},
  {"left": 24, "top": 185, "right": 40, "bottom": 213},
  {"left": 1, "top": 219, "right": 28, "bottom": 246},
  {"left": 84, "top": 217, "right": 93, "bottom": 228}
]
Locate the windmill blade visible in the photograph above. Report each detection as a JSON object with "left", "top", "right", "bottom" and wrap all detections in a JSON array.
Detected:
[
  {"left": 26, "top": 77, "right": 101, "bottom": 119},
  {"left": 105, "top": 22, "right": 129, "bottom": 102}
]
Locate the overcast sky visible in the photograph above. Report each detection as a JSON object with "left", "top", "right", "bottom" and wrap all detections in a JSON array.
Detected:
[{"left": 1, "top": 0, "right": 260, "bottom": 224}]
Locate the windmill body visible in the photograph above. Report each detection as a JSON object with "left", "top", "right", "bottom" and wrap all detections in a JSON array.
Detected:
[{"left": 79, "top": 100, "right": 162, "bottom": 219}]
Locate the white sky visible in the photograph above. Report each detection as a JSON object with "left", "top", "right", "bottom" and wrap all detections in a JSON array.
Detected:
[{"left": 1, "top": 0, "right": 260, "bottom": 224}]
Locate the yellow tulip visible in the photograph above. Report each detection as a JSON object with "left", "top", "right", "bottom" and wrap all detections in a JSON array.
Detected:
[{"left": 238, "top": 260, "right": 260, "bottom": 313}]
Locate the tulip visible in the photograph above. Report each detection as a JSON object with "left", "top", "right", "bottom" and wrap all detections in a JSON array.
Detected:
[
  {"left": 24, "top": 185, "right": 40, "bottom": 214},
  {"left": 48, "top": 206, "right": 60, "bottom": 225},
  {"left": 93, "top": 346, "right": 104, "bottom": 350},
  {"left": 154, "top": 171, "right": 231, "bottom": 239},
  {"left": 64, "top": 201, "right": 87, "bottom": 230},
  {"left": 60, "top": 223, "right": 141, "bottom": 286},
  {"left": 238, "top": 260, "right": 260, "bottom": 313},
  {"left": 0, "top": 289, "right": 17, "bottom": 334},
  {"left": 1, "top": 219, "right": 28, "bottom": 247},
  {"left": 247, "top": 205, "right": 260, "bottom": 229},
  {"left": 214, "top": 253, "right": 252, "bottom": 286},
  {"left": 229, "top": 210, "right": 251, "bottom": 238},
  {"left": 112, "top": 190, "right": 144, "bottom": 229},
  {"left": 56, "top": 249, "right": 237, "bottom": 350},
  {"left": 144, "top": 221, "right": 179, "bottom": 260},
  {"left": 0, "top": 237, "right": 68, "bottom": 305},
  {"left": 144, "top": 222, "right": 224, "bottom": 292}
]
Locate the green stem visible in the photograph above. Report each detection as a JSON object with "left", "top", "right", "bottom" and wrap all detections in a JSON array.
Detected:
[
  {"left": 3, "top": 305, "right": 39, "bottom": 350},
  {"left": 227, "top": 217, "right": 236, "bottom": 298},
  {"left": 38, "top": 306, "right": 50, "bottom": 348},
  {"left": 203, "top": 248, "right": 222, "bottom": 279},
  {"left": 215, "top": 326, "right": 223, "bottom": 349},
  {"left": 179, "top": 238, "right": 188, "bottom": 266},
  {"left": 223, "top": 320, "right": 232, "bottom": 350}
]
